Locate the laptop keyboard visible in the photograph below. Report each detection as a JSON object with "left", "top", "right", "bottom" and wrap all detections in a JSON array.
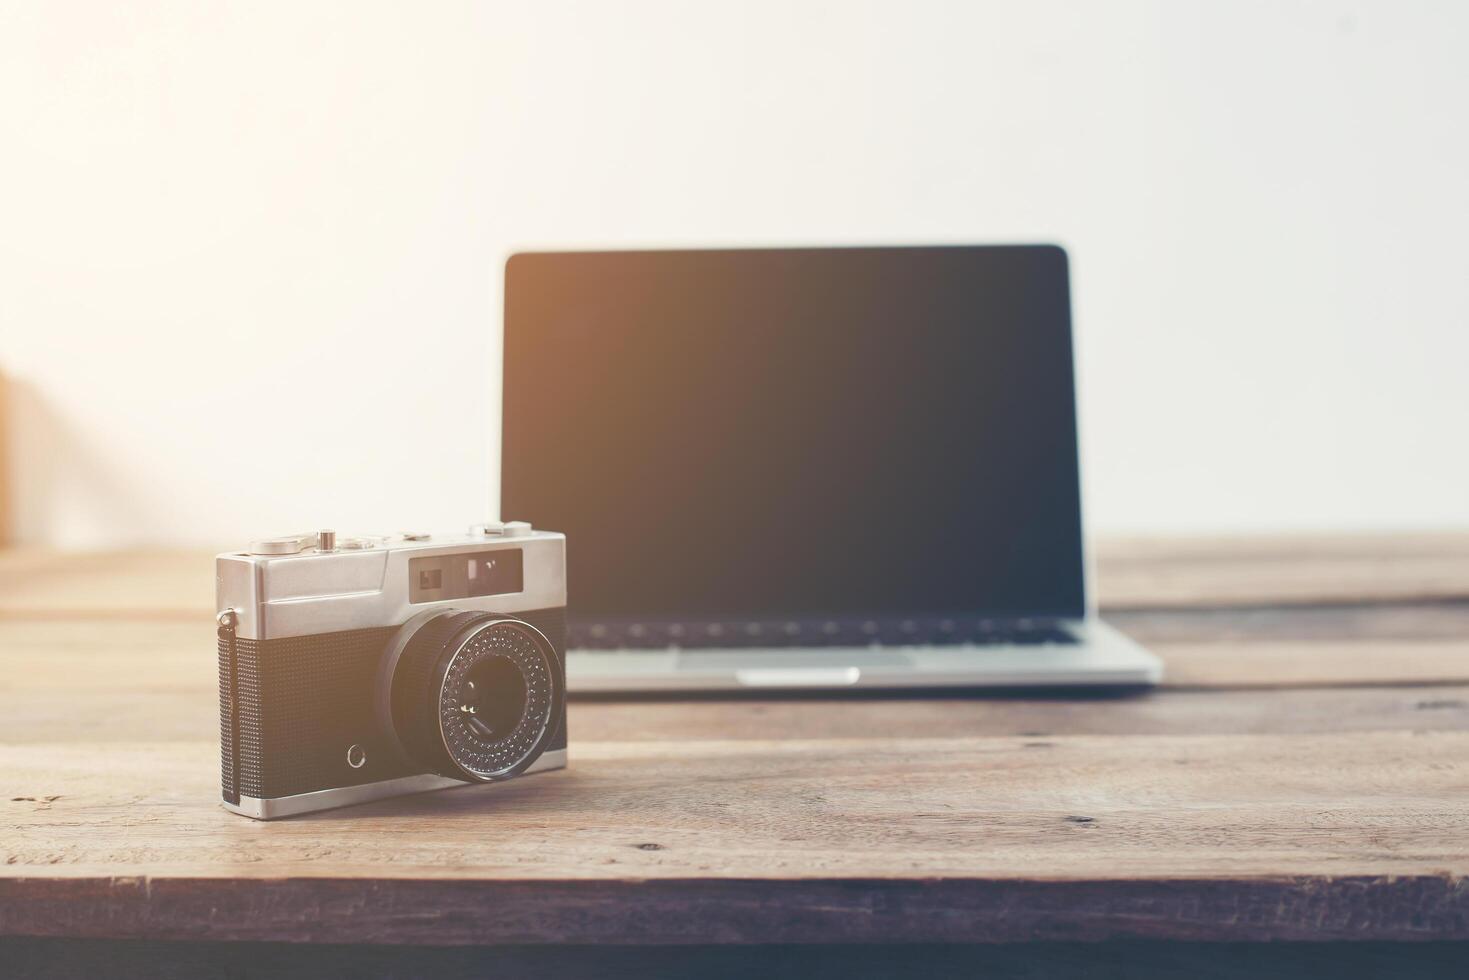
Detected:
[{"left": 569, "top": 617, "right": 1079, "bottom": 650}]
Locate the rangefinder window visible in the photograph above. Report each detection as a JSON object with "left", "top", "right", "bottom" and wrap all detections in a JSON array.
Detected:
[{"left": 410, "top": 549, "right": 524, "bottom": 603}]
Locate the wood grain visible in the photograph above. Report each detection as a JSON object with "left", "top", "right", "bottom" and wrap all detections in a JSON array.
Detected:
[
  {"left": 2, "top": 733, "right": 1468, "bottom": 942},
  {"left": 0, "top": 548, "right": 215, "bottom": 620},
  {"left": 2, "top": 617, "right": 1468, "bottom": 743},
  {"left": 1094, "top": 532, "right": 1469, "bottom": 608},
  {"left": 8, "top": 936, "right": 1469, "bottom": 980},
  {"left": 1, "top": 545, "right": 1468, "bottom": 946},
  {"left": 3, "top": 605, "right": 1468, "bottom": 736},
  {"left": 7, "top": 732, "right": 1469, "bottom": 878},
  {"left": 3, "top": 876, "right": 1466, "bottom": 946}
]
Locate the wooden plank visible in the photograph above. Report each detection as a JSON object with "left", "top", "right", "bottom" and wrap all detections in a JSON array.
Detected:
[
  {"left": 1, "top": 546, "right": 1466, "bottom": 948},
  {"left": 573, "top": 685, "right": 1469, "bottom": 741},
  {"left": 4, "top": 681, "right": 1469, "bottom": 746},
  {"left": 3, "top": 659, "right": 1468, "bottom": 746},
  {"left": 2, "top": 876, "right": 1467, "bottom": 946},
  {"left": 2, "top": 732, "right": 1468, "bottom": 943},
  {"left": 0, "top": 549, "right": 215, "bottom": 621},
  {"left": 4, "top": 606, "right": 1467, "bottom": 750},
  {"left": 2, "top": 615, "right": 1468, "bottom": 743},
  {"left": 8, "top": 937, "right": 1469, "bottom": 980},
  {"left": 8, "top": 733, "right": 1466, "bottom": 879},
  {"left": 1095, "top": 532, "right": 1469, "bottom": 609},
  {"left": 1107, "top": 602, "right": 1469, "bottom": 642},
  {"left": 5, "top": 537, "right": 1469, "bottom": 622},
  {"left": 2, "top": 616, "right": 1469, "bottom": 747},
  {"left": 1155, "top": 641, "right": 1469, "bottom": 689}
]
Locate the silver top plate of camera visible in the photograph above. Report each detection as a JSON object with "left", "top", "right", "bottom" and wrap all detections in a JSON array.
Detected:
[{"left": 218, "top": 523, "right": 566, "bottom": 640}]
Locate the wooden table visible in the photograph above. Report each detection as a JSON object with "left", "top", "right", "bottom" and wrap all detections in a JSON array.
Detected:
[{"left": 2, "top": 536, "right": 1468, "bottom": 976}]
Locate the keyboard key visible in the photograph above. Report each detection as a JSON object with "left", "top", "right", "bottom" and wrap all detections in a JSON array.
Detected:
[{"left": 570, "top": 616, "right": 1079, "bottom": 650}]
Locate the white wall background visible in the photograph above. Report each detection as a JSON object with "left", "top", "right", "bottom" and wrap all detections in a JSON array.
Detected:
[{"left": 2, "top": 0, "right": 1465, "bottom": 549}]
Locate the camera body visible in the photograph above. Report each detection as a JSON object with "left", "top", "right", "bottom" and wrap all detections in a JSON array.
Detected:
[{"left": 215, "top": 522, "right": 567, "bottom": 819}]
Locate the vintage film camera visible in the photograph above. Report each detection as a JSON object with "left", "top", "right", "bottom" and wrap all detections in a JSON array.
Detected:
[{"left": 215, "top": 522, "right": 567, "bottom": 819}]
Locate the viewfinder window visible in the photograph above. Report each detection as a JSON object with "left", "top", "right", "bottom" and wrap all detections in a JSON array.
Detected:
[{"left": 410, "top": 550, "right": 524, "bottom": 603}]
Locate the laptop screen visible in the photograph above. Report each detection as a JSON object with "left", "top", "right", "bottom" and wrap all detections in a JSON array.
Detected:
[{"left": 503, "top": 245, "right": 1085, "bottom": 623}]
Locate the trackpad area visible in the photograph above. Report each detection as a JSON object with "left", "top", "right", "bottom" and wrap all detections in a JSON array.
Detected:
[{"left": 677, "top": 649, "right": 915, "bottom": 687}]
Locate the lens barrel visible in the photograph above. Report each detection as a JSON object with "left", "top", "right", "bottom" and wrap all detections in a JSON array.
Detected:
[{"left": 387, "top": 611, "right": 562, "bottom": 782}]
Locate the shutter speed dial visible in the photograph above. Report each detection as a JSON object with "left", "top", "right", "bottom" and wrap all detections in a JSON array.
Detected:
[
  {"left": 247, "top": 530, "right": 381, "bottom": 555},
  {"left": 470, "top": 521, "right": 533, "bottom": 537}
]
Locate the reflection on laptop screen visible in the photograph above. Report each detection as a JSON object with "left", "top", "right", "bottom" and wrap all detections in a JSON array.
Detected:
[{"left": 503, "top": 246, "right": 1085, "bottom": 629}]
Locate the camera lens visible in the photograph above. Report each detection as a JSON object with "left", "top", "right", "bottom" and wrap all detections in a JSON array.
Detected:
[
  {"left": 384, "top": 612, "right": 562, "bottom": 782},
  {"left": 461, "top": 657, "right": 527, "bottom": 740}
]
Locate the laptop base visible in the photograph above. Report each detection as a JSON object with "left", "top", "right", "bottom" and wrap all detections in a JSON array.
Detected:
[{"left": 567, "top": 619, "right": 1161, "bottom": 694}]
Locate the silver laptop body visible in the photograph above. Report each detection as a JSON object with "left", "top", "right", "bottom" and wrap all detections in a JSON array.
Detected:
[
  {"left": 502, "top": 245, "right": 1162, "bottom": 693},
  {"left": 564, "top": 619, "right": 1159, "bottom": 693}
]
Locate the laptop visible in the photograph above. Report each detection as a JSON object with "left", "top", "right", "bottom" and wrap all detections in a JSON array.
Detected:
[{"left": 502, "top": 245, "right": 1162, "bottom": 692}]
